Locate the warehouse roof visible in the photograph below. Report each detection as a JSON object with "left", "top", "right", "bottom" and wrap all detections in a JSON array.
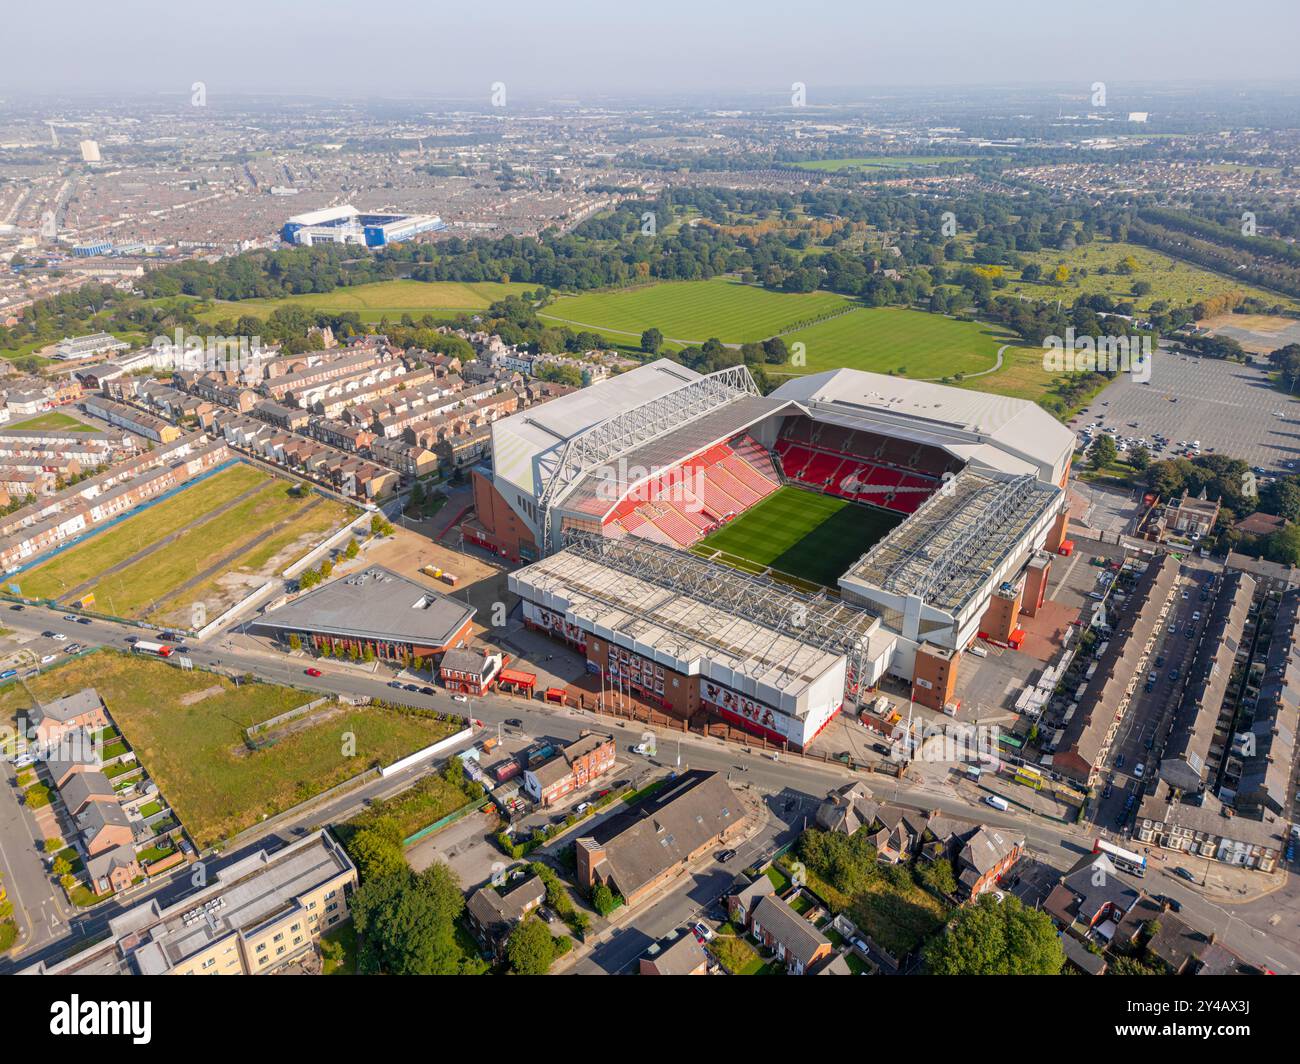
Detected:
[{"left": 255, "top": 566, "right": 475, "bottom": 648}]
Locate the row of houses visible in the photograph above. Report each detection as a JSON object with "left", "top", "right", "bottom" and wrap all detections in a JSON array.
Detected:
[
  {"left": 1052, "top": 556, "right": 1181, "bottom": 786},
  {"left": 199, "top": 410, "right": 399, "bottom": 501},
  {"left": 0, "top": 437, "right": 231, "bottom": 573}
]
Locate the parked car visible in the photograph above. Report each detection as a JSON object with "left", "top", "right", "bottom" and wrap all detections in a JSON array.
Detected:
[
  {"left": 1173, "top": 866, "right": 1196, "bottom": 883},
  {"left": 505, "top": 718, "right": 523, "bottom": 728},
  {"left": 1134, "top": 762, "right": 1146, "bottom": 778},
  {"left": 1156, "top": 893, "right": 1182, "bottom": 913},
  {"left": 1102, "top": 783, "right": 1113, "bottom": 800},
  {"left": 51, "top": 632, "right": 67, "bottom": 641},
  {"left": 77, "top": 617, "right": 92, "bottom": 625},
  {"left": 692, "top": 921, "right": 715, "bottom": 943},
  {"left": 8, "top": 604, "right": 23, "bottom": 611},
  {"left": 1116, "top": 754, "right": 1125, "bottom": 768},
  {"left": 420, "top": 686, "right": 436, "bottom": 696},
  {"left": 40, "top": 654, "right": 57, "bottom": 664},
  {"left": 716, "top": 848, "right": 737, "bottom": 863},
  {"left": 387, "top": 680, "right": 402, "bottom": 689},
  {"left": 575, "top": 802, "right": 591, "bottom": 815},
  {"left": 452, "top": 694, "right": 468, "bottom": 703}
]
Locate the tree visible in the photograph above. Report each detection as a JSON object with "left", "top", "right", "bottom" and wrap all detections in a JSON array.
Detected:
[
  {"left": 1089, "top": 435, "right": 1118, "bottom": 471},
  {"left": 917, "top": 858, "right": 957, "bottom": 896},
  {"left": 347, "top": 819, "right": 407, "bottom": 881},
  {"left": 52, "top": 856, "right": 72, "bottom": 878},
  {"left": 591, "top": 883, "right": 620, "bottom": 916},
  {"left": 344, "top": 538, "right": 359, "bottom": 559},
  {"left": 640, "top": 328, "right": 663, "bottom": 355},
  {"left": 1129, "top": 444, "right": 1150, "bottom": 471},
  {"left": 352, "top": 863, "right": 467, "bottom": 975},
  {"left": 287, "top": 633, "right": 302, "bottom": 651},
  {"left": 924, "top": 894, "right": 1065, "bottom": 975},
  {"left": 506, "top": 917, "right": 557, "bottom": 975}
]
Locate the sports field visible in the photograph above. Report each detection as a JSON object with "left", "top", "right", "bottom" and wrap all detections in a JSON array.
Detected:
[
  {"left": 781, "top": 306, "right": 1018, "bottom": 379},
  {"left": 540, "top": 277, "right": 850, "bottom": 347},
  {"left": 693, "top": 486, "right": 899, "bottom": 588},
  {"left": 190, "top": 279, "right": 535, "bottom": 324}
]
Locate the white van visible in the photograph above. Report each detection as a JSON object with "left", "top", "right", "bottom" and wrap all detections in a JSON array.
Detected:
[
  {"left": 967, "top": 644, "right": 989, "bottom": 659},
  {"left": 985, "top": 795, "right": 1010, "bottom": 812}
]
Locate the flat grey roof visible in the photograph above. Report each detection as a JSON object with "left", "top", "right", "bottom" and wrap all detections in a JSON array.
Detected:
[{"left": 256, "top": 565, "right": 475, "bottom": 647}]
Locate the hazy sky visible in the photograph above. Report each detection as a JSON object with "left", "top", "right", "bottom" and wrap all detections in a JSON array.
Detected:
[{"left": 7, "top": 0, "right": 1299, "bottom": 100}]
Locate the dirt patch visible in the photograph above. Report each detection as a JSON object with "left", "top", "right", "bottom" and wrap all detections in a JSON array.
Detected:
[{"left": 179, "top": 685, "right": 226, "bottom": 706}]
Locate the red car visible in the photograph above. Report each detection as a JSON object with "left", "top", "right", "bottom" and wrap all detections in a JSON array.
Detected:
[{"left": 305, "top": 667, "right": 322, "bottom": 677}]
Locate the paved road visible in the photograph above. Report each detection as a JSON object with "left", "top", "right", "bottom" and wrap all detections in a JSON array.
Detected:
[{"left": 2, "top": 601, "right": 1296, "bottom": 975}]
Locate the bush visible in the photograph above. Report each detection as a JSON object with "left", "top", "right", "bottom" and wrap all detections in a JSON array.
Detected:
[
  {"left": 591, "top": 883, "right": 621, "bottom": 916},
  {"left": 0, "top": 920, "right": 17, "bottom": 953}
]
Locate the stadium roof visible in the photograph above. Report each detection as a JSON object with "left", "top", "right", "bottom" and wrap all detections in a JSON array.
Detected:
[
  {"left": 844, "top": 469, "right": 1062, "bottom": 614},
  {"left": 511, "top": 532, "right": 881, "bottom": 703},
  {"left": 255, "top": 566, "right": 475, "bottom": 648},
  {"left": 492, "top": 359, "right": 701, "bottom": 501},
  {"left": 285, "top": 204, "right": 359, "bottom": 227},
  {"left": 771, "top": 369, "right": 1075, "bottom": 481},
  {"left": 563, "top": 393, "right": 796, "bottom": 517}
]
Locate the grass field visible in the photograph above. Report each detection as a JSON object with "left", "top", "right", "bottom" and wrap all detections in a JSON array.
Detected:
[
  {"left": 791, "top": 156, "right": 978, "bottom": 172},
  {"left": 105, "top": 482, "right": 353, "bottom": 623},
  {"left": 780, "top": 306, "right": 1018, "bottom": 379},
  {"left": 189, "top": 280, "right": 535, "bottom": 324},
  {"left": 0, "top": 652, "right": 463, "bottom": 847},
  {"left": 5, "top": 411, "right": 99, "bottom": 432},
  {"left": 540, "top": 278, "right": 850, "bottom": 346},
  {"left": 16, "top": 463, "right": 271, "bottom": 602},
  {"left": 16, "top": 463, "right": 351, "bottom": 621},
  {"left": 974, "top": 238, "right": 1299, "bottom": 311},
  {"left": 694, "top": 486, "right": 899, "bottom": 587}
]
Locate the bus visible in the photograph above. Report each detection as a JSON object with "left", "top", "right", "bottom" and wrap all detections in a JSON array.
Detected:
[
  {"left": 132, "top": 640, "right": 173, "bottom": 658},
  {"left": 1093, "top": 837, "right": 1147, "bottom": 877}
]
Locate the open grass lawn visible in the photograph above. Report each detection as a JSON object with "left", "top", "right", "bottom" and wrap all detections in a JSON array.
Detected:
[
  {"left": 16, "top": 462, "right": 269, "bottom": 602},
  {"left": 695, "top": 486, "right": 899, "bottom": 588},
  {"left": 988, "top": 238, "right": 1299, "bottom": 312},
  {"left": 189, "top": 280, "right": 535, "bottom": 324},
  {"left": 321, "top": 922, "right": 357, "bottom": 975},
  {"left": 5, "top": 411, "right": 99, "bottom": 432},
  {"left": 791, "top": 156, "right": 979, "bottom": 172},
  {"left": 0, "top": 652, "right": 462, "bottom": 847},
  {"left": 540, "top": 278, "right": 850, "bottom": 346},
  {"left": 780, "top": 306, "right": 1019, "bottom": 379}
]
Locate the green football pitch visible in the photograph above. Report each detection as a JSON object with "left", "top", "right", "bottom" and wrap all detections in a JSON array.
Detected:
[{"left": 693, "top": 485, "right": 901, "bottom": 588}]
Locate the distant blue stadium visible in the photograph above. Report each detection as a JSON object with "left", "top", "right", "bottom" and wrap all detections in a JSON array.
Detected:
[{"left": 280, "top": 204, "right": 445, "bottom": 247}]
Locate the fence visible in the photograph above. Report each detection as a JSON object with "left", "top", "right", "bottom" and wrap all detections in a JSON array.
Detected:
[{"left": 379, "top": 725, "right": 474, "bottom": 779}]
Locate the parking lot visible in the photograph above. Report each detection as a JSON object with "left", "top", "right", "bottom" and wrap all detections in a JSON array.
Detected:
[{"left": 1074, "top": 353, "right": 1300, "bottom": 473}]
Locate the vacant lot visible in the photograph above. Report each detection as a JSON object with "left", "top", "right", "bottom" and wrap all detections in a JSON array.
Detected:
[
  {"left": 540, "top": 278, "right": 850, "bottom": 347},
  {"left": 1, "top": 652, "right": 462, "bottom": 847},
  {"left": 17, "top": 463, "right": 269, "bottom": 602},
  {"left": 695, "top": 486, "right": 898, "bottom": 588},
  {"left": 5, "top": 411, "right": 99, "bottom": 432},
  {"left": 191, "top": 280, "right": 534, "bottom": 324},
  {"left": 18, "top": 463, "right": 350, "bottom": 620}
]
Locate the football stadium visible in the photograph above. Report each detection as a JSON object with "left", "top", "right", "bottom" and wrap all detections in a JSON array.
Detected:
[
  {"left": 280, "top": 204, "right": 446, "bottom": 247},
  {"left": 468, "top": 360, "right": 1074, "bottom": 750}
]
